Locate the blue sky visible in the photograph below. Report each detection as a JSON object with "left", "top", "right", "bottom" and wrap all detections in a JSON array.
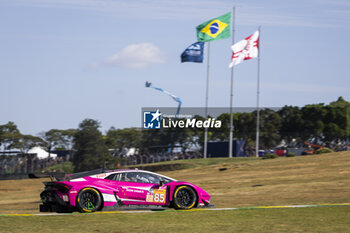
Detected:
[{"left": 1, "top": 0, "right": 349, "bottom": 135}]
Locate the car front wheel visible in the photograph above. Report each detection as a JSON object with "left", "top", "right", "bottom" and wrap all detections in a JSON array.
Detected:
[{"left": 173, "top": 186, "right": 197, "bottom": 210}]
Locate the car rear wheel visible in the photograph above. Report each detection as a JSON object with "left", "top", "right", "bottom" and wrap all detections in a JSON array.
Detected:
[
  {"left": 76, "top": 187, "right": 102, "bottom": 213},
  {"left": 173, "top": 186, "right": 197, "bottom": 210}
]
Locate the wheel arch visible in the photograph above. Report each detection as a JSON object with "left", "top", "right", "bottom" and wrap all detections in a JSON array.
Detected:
[
  {"left": 172, "top": 184, "right": 199, "bottom": 208},
  {"left": 169, "top": 183, "right": 198, "bottom": 202}
]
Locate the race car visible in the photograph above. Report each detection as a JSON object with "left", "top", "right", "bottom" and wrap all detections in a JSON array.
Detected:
[{"left": 38, "top": 169, "right": 211, "bottom": 213}]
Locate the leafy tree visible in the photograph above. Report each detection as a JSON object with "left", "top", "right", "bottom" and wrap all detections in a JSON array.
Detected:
[
  {"left": 12, "top": 134, "right": 43, "bottom": 153},
  {"left": 329, "top": 96, "right": 349, "bottom": 108},
  {"left": 105, "top": 127, "right": 141, "bottom": 154},
  {"left": 140, "top": 117, "right": 196, "bottom": 154},
  {"left": 73, "top": 119, "right": 114, "bottom": 172},
  {"left": 258, "top": 108, "right": 283, "bottom": 148},
  {"left": 57, "top": 129, "right": 77, "bottom": 151},
  {"left": 233, "top": 112, "right": 256, "bottom": 143},
  {"left": 212, "top": 110, "right": 281, "bottom": 149},
  {"left": 140, "top": 128, "right": 164, "bottom": 153},
  {"left": 140, "top": 120, "right": 177, "bottom": 154},
  {"left": 40, "top": 129, "right": 64, "bottom": 158},
  {"left": 328, "top": 96, "right": 350, "bottom": 140},
  {"left": 211, "top": 113, "right": 230, "bottom": 141},
  {"left": 323, "top": 122, "right": 343, "bottom": 142},
  {"left": 278, "top": 106, "right": 303, "bottom": 143},
  {"left": 0, "top": 122, "right": 20, "bottom": 151},
  {"left": 211, "top": 112, "right": 256, "bottom": 144},
  {"left": 297, "top": 98, "right": 349, "bottom": 144},
  {"left": 40, "top": 129, "right": 77, "bottom": 154},
  {"left": 301, "top": 104, "right": 327, "bottom": 142}
]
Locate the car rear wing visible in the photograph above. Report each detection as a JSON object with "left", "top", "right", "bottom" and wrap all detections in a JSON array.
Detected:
[{"left": 28, "top": 172, "right": 66, "bottom": 181}]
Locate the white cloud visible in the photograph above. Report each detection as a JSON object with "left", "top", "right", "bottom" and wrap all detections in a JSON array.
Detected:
[{"left": 93, "top": 42, "right": 165, "bottom": 69}]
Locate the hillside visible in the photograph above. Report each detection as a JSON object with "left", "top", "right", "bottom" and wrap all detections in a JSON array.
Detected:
[
  {"left": 161, "top": 151, "right": 350, "bottom": 207},
  {"left": 0, "top": 151, "right": 349, "bottom": 214}
]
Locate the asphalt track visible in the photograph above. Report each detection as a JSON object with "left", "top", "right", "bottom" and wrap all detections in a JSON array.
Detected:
[{"left": 1, "top": 203, "right": 350, "bottom": 217}]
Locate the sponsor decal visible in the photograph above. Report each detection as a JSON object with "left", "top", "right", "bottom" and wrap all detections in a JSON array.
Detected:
[
  {"left": 62, "top": 195, "right": 69, "bottom": 202},
  {"left": 102, "top": 193, "right": 116, "bottom": 202},
  {"left": 146, "top": 189, "right": 166, "bottom": 204}
]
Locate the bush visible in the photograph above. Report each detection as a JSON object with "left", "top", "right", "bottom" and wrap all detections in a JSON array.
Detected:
[
  {"left": 262, "top": 153, "right": 277, "bottom": 159},
  {"left": 36, "top": 161, "right": 74, "bottom": 174},
  {"left": 315, "top": 148, "right": 334, "bottom": 154},
  {"left": 286, "top": 152, "right": 296, "bottom": 157}
]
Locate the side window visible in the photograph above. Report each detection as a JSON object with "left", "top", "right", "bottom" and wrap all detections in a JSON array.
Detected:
[
  {"left": 118, "top": 172, "right": 160, "bottom": 183},
  {"left": 135, "top": 172, "right": 162, "bottom": 184},
  {"left": 119, "top": 173, "right": 128, "bottom": 182},
  {"left": 105, "top": 174, "right": 117, "bottom": 181},
  {"left": 144, "top": 173, "right": 160, "bottom": 184},
  {"left": 120, "top": 172, "right": 139, "bottom": 182},
  {"left": 134, "top": 173, "right": 152, "bottom": 183},
  {"left": 116, "top": 172, "right": 173, "bottom": 184}
]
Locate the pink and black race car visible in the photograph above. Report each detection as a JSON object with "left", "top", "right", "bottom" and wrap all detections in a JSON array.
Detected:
[{"left": 38, "top": 169, "right": 211, "bottom": 213}]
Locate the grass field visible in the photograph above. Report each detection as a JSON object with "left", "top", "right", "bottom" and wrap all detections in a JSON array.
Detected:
[
  {"left": 1, "top": 207, "right": 350, "bottom": 233},
  {"left": 0, "top": 151, "right": 350, "bottom": 232},
  {"left": 162, "top": 151, "right": 350, "bottom": 208}
]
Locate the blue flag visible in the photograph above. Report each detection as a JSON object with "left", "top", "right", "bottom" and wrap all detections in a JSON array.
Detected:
[{"left": 181, "top": 42, "right": 204, "bottom": 63}]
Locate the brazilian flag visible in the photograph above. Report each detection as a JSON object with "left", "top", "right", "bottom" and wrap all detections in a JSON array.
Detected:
[{"left": 196, "top": 12, "right": 231, "bottom": 42}]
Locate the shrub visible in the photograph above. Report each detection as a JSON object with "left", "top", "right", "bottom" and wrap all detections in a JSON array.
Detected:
[
  {"left": 286, "top": 152, "right": 296, "bottom": 157},
  {"left": 315, "top": 148, "right": 334, "bottom": 154},
  {"left": 35, "top": 161, "right": 74, "bottom": 174},
  {"left": 262, "top": 153, "right": 277, "bottom": 159}
]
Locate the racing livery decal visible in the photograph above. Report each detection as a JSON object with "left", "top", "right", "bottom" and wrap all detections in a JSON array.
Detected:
[{"left": 37, "top": 169, "right": 211, "bottom": 213}]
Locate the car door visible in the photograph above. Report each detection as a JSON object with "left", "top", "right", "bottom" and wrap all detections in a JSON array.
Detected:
[
  {"left": 113, "top": 172, "right": 152, "bottom": 205},
  {"left": 115, "top": 172, "right": 167, "bottom": 206},
  {"left": 139, "top": 172, "right": 167, "bottom": 205}
]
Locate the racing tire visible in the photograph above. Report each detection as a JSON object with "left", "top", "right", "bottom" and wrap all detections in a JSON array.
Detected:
[
  {"left": 76, "top": 187, "right": 102, "bottom": 213},
  {"left": 173, "top": 186, "right": 197, "bottom": 210}
]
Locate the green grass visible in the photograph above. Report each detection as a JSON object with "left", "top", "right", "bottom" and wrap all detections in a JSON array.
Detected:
[
  {"left": 1, "top": 151, "right": 350, "bottom": 232},
  {"left": 1, "top": 206, "right": 349, "bottom": 233}
]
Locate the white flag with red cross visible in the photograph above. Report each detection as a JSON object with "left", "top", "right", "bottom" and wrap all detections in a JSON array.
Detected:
[{"left": 229, "top": 31, "right": 259, "bottom": 67}]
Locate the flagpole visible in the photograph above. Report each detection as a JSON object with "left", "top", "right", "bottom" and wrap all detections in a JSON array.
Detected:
[
  {"left": 228, "top": 7, "right": 236, "bottom": 158},
  {"left": 203, "top": 42, "right": 210, "bottom": 159},
  {"left": 255, "top": 26, "right": 261, "bottom": 157}
]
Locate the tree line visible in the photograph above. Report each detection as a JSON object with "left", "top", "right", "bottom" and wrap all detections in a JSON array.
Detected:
[{"left": 0, "top": 97, "right": 349, "bottom": 172}]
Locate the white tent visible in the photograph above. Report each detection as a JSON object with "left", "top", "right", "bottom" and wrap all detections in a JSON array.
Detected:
[
  {"left": 126, "top": 148, "right": 137, "bottom": 156},
  {"left": 28, "top": 147, "right": 57, "bottom": 160}
]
